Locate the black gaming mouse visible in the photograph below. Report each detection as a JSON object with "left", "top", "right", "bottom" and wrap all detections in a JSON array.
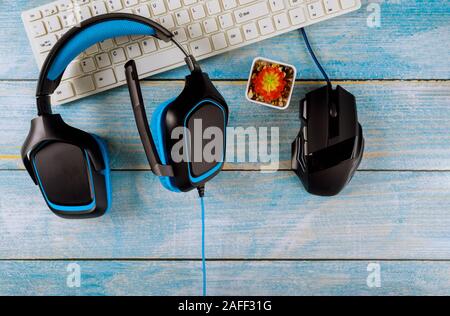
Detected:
[{"left": 291, "top": 85, "right": 365, "bottom": 196}]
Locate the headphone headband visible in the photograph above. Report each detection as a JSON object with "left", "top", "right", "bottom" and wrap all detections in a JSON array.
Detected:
[{"left": 36, "top": 13, "right": 198, "bottom": 115}]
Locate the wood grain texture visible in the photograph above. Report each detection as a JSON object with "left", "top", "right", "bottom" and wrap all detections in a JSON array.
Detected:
[
  {"left": 1, "top": 0, "right": 450, "bottom": 296},
  {"left": 1, "top": 81, "right": 449, "bottom": 171},
  {"left": 1, "top": 0, "right": 449, "bottom": 80},
  {"left": 0, "top": 260, "right": 449, "bottom": 296},
  {"left": 1, "top": 170, "right": 450, "bottom": 259}
]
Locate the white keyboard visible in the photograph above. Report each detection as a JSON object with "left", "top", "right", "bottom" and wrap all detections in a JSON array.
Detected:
[{"left": 22, "top": 0, "right": 361, "bottom": 104}]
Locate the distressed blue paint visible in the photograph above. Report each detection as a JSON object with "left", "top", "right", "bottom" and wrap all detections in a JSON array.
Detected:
[
  {"left": 1, "top": 170, "right": 450, "bottom": 259},
  {"left": 0, "top": 0, "right": 449, "bottom": 80},
  {"left": 0, "top": 261, "right": 450, "bottom": 296}
]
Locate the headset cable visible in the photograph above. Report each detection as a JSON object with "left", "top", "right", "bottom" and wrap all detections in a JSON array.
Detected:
[
  {"left": 300, "top": 28, "right": 332, "bottom": 89},
  {"left": 197, "top": 185, "right": 207, "bottom": 296}
]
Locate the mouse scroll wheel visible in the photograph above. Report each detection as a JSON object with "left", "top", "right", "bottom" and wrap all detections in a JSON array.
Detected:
[{"left": 329, "top": 102, "right": 338, "bottom": 118}]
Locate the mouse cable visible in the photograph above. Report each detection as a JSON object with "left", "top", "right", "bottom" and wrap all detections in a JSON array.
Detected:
[
  {"left": 197, "top": 185, "right": 207, "bottom": 296},
  {"left": 300, "top": 28, "right": 332, "bottom": 89}
]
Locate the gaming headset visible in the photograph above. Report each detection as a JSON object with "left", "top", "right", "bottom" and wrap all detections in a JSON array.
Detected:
[{"left": 21, "top": 13, "right": 228, "bottom": 218}]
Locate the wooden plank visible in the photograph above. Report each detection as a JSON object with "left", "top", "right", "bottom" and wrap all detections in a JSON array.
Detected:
[
  {"left": 1, "top": 170, "right": 450, "bottom": 259},
  {"left": 1, "top": 81, "right": 449, "bottom": 170},
  {"left": 1, "top": 1, "right": 449, "bottom": 80},
  {"left": 0, "top": 260, "right": 449, "bottom": 295}
]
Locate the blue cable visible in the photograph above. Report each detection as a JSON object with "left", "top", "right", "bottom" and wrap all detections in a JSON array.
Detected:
[
  {"left": 300, "top": 28, "right": 332, "bottom": 88},
  {"left": 200, "top": 196, "right": 207, "bottom": 296}
]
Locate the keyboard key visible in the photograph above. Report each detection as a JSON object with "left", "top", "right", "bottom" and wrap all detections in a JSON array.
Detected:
[
  {"left": 189, "top": 38, "right": 212, "bottom": 57},
  {"left": 24, "top": 11, "right": 42, "bottom": 22},
  {"left": 242, "top": 22, "right": 258, "bottom": 40},
  {"left": 81, "top": 58, "right": 96, "bottom": 73},
  {"left": 340, "top": 0, "right": 356, "bottom": 9},
  {"left": 239, "top": 0, "right": 256, "bottom": 4},
  {"left": 134, "top": 47, "right": 186, "bottom": 74},
  {"left": 156, "top": 40, "right": 172, "bottom": 49},
  {"left": 75, "top": 6, "right": 92, "bottom": 21},
  {"left": 31, "top": 21, "right": 47, "bottom": 37},
  {"left": 141, "top": 38, "right": 157, "bottom": 53},
  {"left": 73, "top": 75, "right": 95, "bottom": 94},
  {"left": 191, "top": 5, "right": 206, "bottom": 20},
  {"left": 203, "top": 18, "right": 219, "bottom": 34},
  {"left": 42, "top": 5, "right": 58, "bottom": 17},
  {"left": 234, "top": 2, "right": 269, "bottom": 24},
  {"left": 54, "top": 82, "right": 75, "bottom": 101},
  {"left": 258, "top": 17, "right": 274, "bottom": 35},
  {"left": 289, "top": 0, "right": 302, "bottom": 6},
  {"left": 56, "top": 0, "right": 73, "bottom": 11},
  {"left": 74, "top": 0, "right": 90, "bottom": 5},
  {"left": 188, "top": 23, "right": 203, "bottom": 39},
  {"left": 173, "top": 28, "right": 188, "bottom": 42},
  {"left": 324, "top": 0, "right": 340, "bottom": 13},
  {"left": 99, "top": 39, "right": 114, "bottom": 51},
  {"left": 115, "top": 36, "right": 130, "bottom": 45},
  {"left": 135, "top": 5, "right": 151, "bottom": 18},
  {"left": 167, "top": 0, "right": 182, "bottom": 10},
  {"left": 111, "top": 48, "right": 126, "bottom": 63},
  {"left": 227, "top": 28, "right": 243, "bottom": 45},
  {"left": 61, "top": 12, "right": 77, "bottom": 27},
  {"left": 274, "top": 12, "right": 290, "bottom": 30},
  {"left": 308, "top": 2, "right": 325, "bottom": 19},
  {"left": 126, "top": 43, "right": 142, "bottom": 58},
  {"left": 92, "top": 1, "right": 108, "bottom": 15},
  {"left": 54, "top": 29, "right": 67, "bottom": 39},
  {"left": 150, "top": 0, "right": 167, "bottom": 15},
  {"left": 211, "top": 33, "right": 228, "bottom": 50},
  {"left": 159, "top": 15, "right": 175, "bottom": 29},
  {"left": 183, "top": 0, "right": 197, "bottom": 5},
  {"left": 106, "top": 0, "right": 123, "bottom": 11},
  {"left": 289, "top": 7, "right": 306, "bottom": 25},
  {"left": 124, "top": 0, "right": 139, "bottom": 7},
  {"left": 175, "top": 10, "right": 191, "bottom": 25},
  {"left": 63, "top": 62, "right": 83, "bottom": 79},
  {"left": 131, "top": 34, "right": 145, "bottom": 41},
  {"left": 158, "top": 39, "right": 173, "bottom": 49},
  {"left": 222, "top": 0, "right": 237, "bottom": 10},
  {"left": 269, "top": 0, "right": 285, "bottom": 12},
  {"left": 114, "top": 66, "right": 127, "bottom": 82},
  {"left": 219, "top": 13, "right": 234, "bottom": 29},
  {"left": 95, "top": 53, "right": 112, "bottom": 68},
  {"left": 85, "top": 44, "right": 99, "bottom": 55},
  {"left": 94, "top": 69, "right": 117, "bottom": 88},
  {"left": 36, "top": 34, "right": 57, "bottom": 53},
  {"left": 206, "top": 0, "right": 221, "bottom": 15}
]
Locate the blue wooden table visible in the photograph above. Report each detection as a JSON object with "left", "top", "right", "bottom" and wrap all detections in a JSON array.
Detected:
[{"left": 0, "top": 0, "right": 449, "bottom": 295}]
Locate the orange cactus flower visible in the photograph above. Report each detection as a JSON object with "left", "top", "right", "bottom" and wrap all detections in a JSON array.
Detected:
[{"left": 252, "top": 66, "right": 287, "bottom": 102}]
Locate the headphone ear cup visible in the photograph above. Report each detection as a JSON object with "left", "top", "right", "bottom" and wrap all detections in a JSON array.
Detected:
[{"left": 30, "top": 132, "right": 111, "bottom": 218}]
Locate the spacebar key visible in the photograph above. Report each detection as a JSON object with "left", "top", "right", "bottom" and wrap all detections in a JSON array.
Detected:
[
  {"left": 234, "top": 2, "right": 269, "bottom": 23},
  {"left": 134, "top": 47, "right": 186, "bottom": 75}
]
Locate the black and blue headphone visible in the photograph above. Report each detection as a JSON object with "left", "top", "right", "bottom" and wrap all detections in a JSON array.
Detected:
[{"left": 21, "top": 14, "right": 229, "bottom": 218}]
